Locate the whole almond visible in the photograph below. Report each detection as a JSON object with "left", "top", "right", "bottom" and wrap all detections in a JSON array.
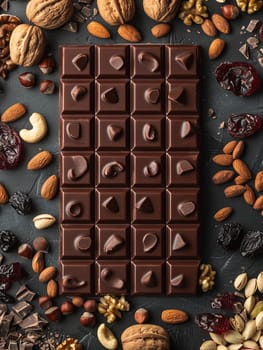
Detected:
[
  {"left": 32, "top": 251, "right": 45, "bottom": 274},
  {"left": 87, "top": 21, "right": 111, "bottom": 39},
  {"left": 212, "top": 170, "right": 235, "bottom": 184},
  {"left": 253, "top": 195, "right": 263, "bottom": 210},
  {"left": 233, "top": 159, "right": 252, "bottom": 180},
  {"left": 201, "top": 19, "right": 217, "bottom": 37},
  {"left": 39, "top": 266, "right": 56, "bottom": 283},
  {"left": 232, "top": 141, "right": 245, "bottom": 160},
  {"left": 161, "top": 309, "right": 188, "bottom": 324},
  {"left": 208, "top": 38, "right": 225, "bottom": 60},
  {"left": 1, "top": 103, "right": 27, "bottom": 122},
  {"left": 243, "top": 185, "right": 256, "bottom": 206},
  {"left": 117, "top": 24, "right": 141, "bottom": 42},
  {"left": 0, "top": 184, "right": 9, "bottom": 204},
  {"left": 234, "top": 176, "right": 248, "bottom": 185},
  {"left": 214, "top": 207, "right": 233, "bottom": 222},
  {"left": 224, "top": 185, "right": 246, "bottom": 198},
  {"left": 47, "top": 279, "right": 58, "bottom": 298},
  {"left": 27, "top": 150, "right": 53, "bottom": 170},
  {"left": 151, "top": 23, "right": 171, "bottom": 38},
  {"left": 211, "top": 14, "right": 230, "bottom": 34},
  {"left": 223, "top": 140, "right": 238, "bottom": 154},
  {"left": 41, "top": 175, "right": 58, "bottom": 200},
  {"left": 255, "top": 171, "right": 263, "bottom": 192},
  {"left": 212, "top": 154, "right": 233, "bottom": 166}
]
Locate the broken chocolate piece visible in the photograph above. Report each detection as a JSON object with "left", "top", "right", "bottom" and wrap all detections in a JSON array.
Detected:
[
  {"left": 176, "top": 160, "right": 194, "bottom": 175},
  {"left": 246, "top": 19, "right": 260, "bottom": 33},
  {"left": 15, "top": 285, "right": 35, "bottom": 302},
  {"left": 12, "top": 301, "right": 33, "bottom": 319},
  {"left": 239, "top": 43, "right": 249, "bottom": 60},
  {"left": 104, "top": 234, "right": 124, "bottom": 253},
  {"left": 140, "top": 270, "right": 157, "bottom": 287},
  {"left": 247, "top": 36, "right": 259, "bottom": 49},
  {"left": 143, "top": 233, "right": 158, "bottom": 252},
  {"left": 72, "top": 53, "right": 88, "bottom": 71}
]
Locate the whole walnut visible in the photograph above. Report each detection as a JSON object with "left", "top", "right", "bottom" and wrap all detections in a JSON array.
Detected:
[
  {"left": 9, "top": 24, "right": 46, "bottom": 67},
  {"left": 143, "top": 0, "right": 182, "bottom": 22},
  {"left": 26, "top": 0, "right": 74, "bottom": 30},
  {"left": 97, "top": 0, "right": 135, "bottom": 26}
]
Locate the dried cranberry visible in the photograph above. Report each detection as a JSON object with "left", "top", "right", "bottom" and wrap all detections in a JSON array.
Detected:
[
  {"left": 195, "top": 313, "right": 230, "bottom": 334},
  {"left": 211, "top": 293, "right": 236, "bottom": 309},
  {"left": 0, "top": 122, "right": 22, "bottom": 169},
  {"left": 215, "top": 62, "right": 261, "bottom": 97},
  {"left": 259, "top": 25, "right": 263, "bottom": 43},
  {"left": 0, "top": 262, "right": 24, "bottom": 291},
  {"left": 227, "top": 114, "right": 262, "bottom": 138}
]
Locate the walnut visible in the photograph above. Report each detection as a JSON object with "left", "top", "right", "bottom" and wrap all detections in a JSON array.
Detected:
[
  {"left": 9, "top": 24, "right": 46, "bottom": 67},
  {"left": 178, "top": 0, "right": 208, "bottom": 25},
  {"left": 97, "top": 0, "right": 135, "bottom": 26},
  {"left": 98, "top": 295, "right": 130, "bottom": 324},
  {"left": 26, "top": 0, "right": 74, "bottom": 30},
  {"left": 236, "top": 0, "right": 263, "bottom": 14},
  {"left": 56, "top": 338, "right": 82, "bottom": 350},
  {"left": 199, "top": 263, "right": 216, "bottom": 292},
  {"left": 143, "top": 0, "right": 182, "bottom": 22}
]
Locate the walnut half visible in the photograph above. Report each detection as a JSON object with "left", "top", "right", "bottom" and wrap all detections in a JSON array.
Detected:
[
  {"left": 178, "top": 0, "right": 208, "bottom": 25},
  {"left": 236, "top": 0, "right": 263, "bottom": 14}
]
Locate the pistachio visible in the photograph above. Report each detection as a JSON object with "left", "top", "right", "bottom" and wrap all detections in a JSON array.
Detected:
[
  {"left": 251, "top": 329, "right": 261, "bottom": 342},
  {"left": 234, "top": 272, "right": 248, "bottom": 291},
  {"left": 255, "top": 311, "right": 263, "bottom": 330},
  {"left": 229, "top": 314, "right": 245, "bottom": 332},
  {"left": 259, "top": 335, "right": 263, "bottom": 348},
  {"left": 242, "top": 340, "right": 259, "bottom": 350},
  {"left": 200, "top": 340, "right": 216, "bottom": 350},
  {"left": 227, "top": 345, "right": 242, "bottom": 350},
  {"left": 244, "top": 278, "right": 257, "bottom": 298},
  {"left": 223, "top": 330, "right": 244, "bottom": 344},
  {"left": 256, "top": 271, "right": 263, "bottom": 293},
  {"left": 33, "top": 214, "right": 56, "bottom": 229},
  {"left": 217, "top": 346, "right": 227, "bottom": 350},
  {"left": 242, "top": 319, "right": 257, "bottom": 340},
  {"left": 209, "top": 333, "right": 226, "bottom": 345},
  {"left": 244, "top": 296, "right": 256, "bottom": 314},
  {"left": 250, "top": 301, "right": 263, "bottom": 319}
]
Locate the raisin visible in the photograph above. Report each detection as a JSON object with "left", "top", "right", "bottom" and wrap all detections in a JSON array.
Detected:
[
  {"left": 0, "top": 291, "right": 15, "bottom": 303},
  {"left": 195, "top": 313, "right": 230, "bottom": 334},
  {"left": 227, "top": 114, "right": 262, "bottom": 138},
  {"left": 9, "top": 191, "right": 32, "bottom": 215},
  {"left": 215, "top": 62, "right": 261, "bottom": 97},
  {"left": 240, "top": 230, "right": 263, "bottom": 257},
  {"left": 217, "top": 222, "right": 244, "bottom": 250},
  {"left": 211, "top": 293, "right": 237, "bottom": 309},
  {"left": 0, "top": 262, "right": 24, "bottom": 291},
  {"left": 0, "top": 122, "right": 22, "bottom": 170},
  {"left": 0, "top": 230, "right": 18, "bottom": 252}
]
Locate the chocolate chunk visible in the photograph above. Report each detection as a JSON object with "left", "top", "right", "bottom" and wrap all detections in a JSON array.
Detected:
[
  {"left": 172, "top": 233, "right": 187, "bottom": 251},
  {"left": 12, "top": 301, "right": 32, "bottom": 319},
  {"left": 67, "top": 155, "right": 89, "bottom": 181},
  {"left": 102, "top": 196, "right": 119, "bottom": 213},
  {"left": 247, "top": 36, "right": 259, "bottom": 49},
  {"left": 246, "top": 19, "right": 260, "bottom": 32},
  {"left": 0, "top": 313, "right": 12, "bottom": 336},
  {"left": 171, "top": 274, "right": 184, "bottom": 287},
  {"left": 144, "top": 88, "right": 160, "bottom": 104},
  {"left": 138, "top": 52, "right": 159, "bottom": 72},
  {"left": 142, "top": 123, "right": 156, "bottom": 142},
  {"left": 168, "top": 87, "right": 185, "bottom": 104},
  {"left": 0, "top": 0, "right": 9, "bottom": 11},
  {"left": 102, "top": 161, "right": 125, "bottom": 178},
  {"left": 71, "top": 85, "right": 87, "bottom": 101},
  {"left": 0, "top": 290, "right": 14, "bottom": 303},
  {"left": 136, "top": 196, "right": 153, "bottom": 213},
  {"left": 176, "top": 160, "right": 194, "bottom": 175},
  {"left": 8, "top": 340, "right": 18, "bottom": 350},
  {"left": 143, "top": 160, "right": 159, "bottom": 177},
  {"left": 177, "top": 201, "right": 196, "bottom": 216},
  {"left": 62, "top": 275, "right": 86, "bottom": 289},
  {"left": 107, "top": 124, "right": 123, "bottom": 141},
  {"left": 62, "top": 21, "right": 78, "bottom": 32},
  {"left": 15, "top": 285, "right": 35, "bottom": 302},
  {"left": 239, "top": 43, "right": 249, "bottom": 60},
  {"left": 72, "top": 53, "right": 89, "bottom": 71},
  {"left": 65, "top": 201, "right": 83, "bottom": 217},
  {"left": 0, "top": 304, "right": 7, "bottom": 315},
  {"left": 140, "top": 270, "right": 157, "bottom": 287},
  {"left": 175, "top": 52, "right": 193, "bottom": 71},
  {"left": 20, "top": 344, "right": 34, "bottom": 350},
  {"left": 143, "top": 233, "right": 158, "bottom": 252},
  {"left": 109, "top": 55, "right": 124, "bottom": 71},
  {"left": 66, "top": 122, "right": 81, "bottom": 140},
  {"left": 19, "top": 312, "right": 48, "bottom": 330},
  {"left": 101, "top": 87, "right": 119, "bottom": 104},
  {"left": 74, "top": 235, "right": 92, "bottom": 252},
  {"left": 104, "top": 234, "right": 124, "bottom": 253},
  {"left": 180, "top": 121, "right": 192, "bottom": 138}
]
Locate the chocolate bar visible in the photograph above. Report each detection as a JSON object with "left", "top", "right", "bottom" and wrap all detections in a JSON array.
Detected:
[{"left": 59, "top": 44, "right": 201, "bottom": 296}]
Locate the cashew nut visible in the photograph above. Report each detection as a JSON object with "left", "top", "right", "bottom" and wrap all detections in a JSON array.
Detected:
[
  {"left": 19, "top": 112, "right": 48, "bottom": 143},
  {"left": 97, "top": 323, "right": 118, "bottom": 350}
]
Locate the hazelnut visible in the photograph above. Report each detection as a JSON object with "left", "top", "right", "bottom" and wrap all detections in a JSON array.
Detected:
[
  {"left": 39, "top": 296, "right": 53, "bottom": 310},
  {"left": 71, "top": 296, "right": 84, "bottom": 308},
  {"left": 33, "top": 236, "right": 49, "bottom": 253},
  {"left": 221, "top": 5, "right": 240, "bottom": 20},
  {"left": 83, "top": 299, "right": 97, "bottom": 313},
  {"left": 39, "top": 80, "right": 55, "bottom": 95},
  {"left": 60, "top": 301, "right": 75, "bottom": 315},
  {"left": 18, "top": 243, "right": 34, "bottom": 259},
  {"left": 80, "top": 312, "right": 96, "bottom": 327},
  {"left": 38, "top": 56, "right": 56, "bottom": 74},
  {"left": 18, "top": 72, "right": 36, "bottom": 88},
  {"left": 45, "top": 306, "right": 61, "bottom": 322},
  {"left": 134, "top": 308, "right": 149, "bottom": 324}
]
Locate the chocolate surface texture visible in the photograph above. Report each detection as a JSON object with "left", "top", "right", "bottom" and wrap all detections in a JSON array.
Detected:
[{"left": 59, "top": 45, "right": 201, "bottom": 296}]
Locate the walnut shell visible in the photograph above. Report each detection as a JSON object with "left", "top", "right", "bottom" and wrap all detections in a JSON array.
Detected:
[
  {"left": 97, "top": 0, "right": 135, "bottom": 26},
  {"left": 9, "top": 24, "right": 46, "bottom": 67},
  {"left": 143, "top": 0, "right": 182, "bottom": 22},
  {"left": 26, "top": 0, "right": 74, "bottom": 30}
]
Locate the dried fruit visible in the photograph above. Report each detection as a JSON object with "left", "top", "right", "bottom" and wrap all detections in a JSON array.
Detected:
[
  {"left": 217, "top": 222, "right": 244, "bottom": 250},
  {"left": 0, "top": 122, "right": 22, "bottom": 169},
  {"left": 215, "top": 62, "right": 261, "bottom": 97},
  {"left": 195, "top": 313, "right": 230, "bottom": 334},
  {"left": 211, "top": 293, "right": 237, "bottom": 310},
  {"left": 0, "top": 262, "right": 24, "bottom": 291},
  {"left": 9, "top": 191, "right": 32, "bottom": 215},
  {"left": 0, "top": 230, "right": 18, "bottom": 252},
  {"left": 0, "top": 290, "right": 15, "bottom": 303},
  {"left": 227, "top": 114, "right": 262, "bottom": 138},
  {"left": 240, "top": 230, "right": 263, "bottom": 257}
]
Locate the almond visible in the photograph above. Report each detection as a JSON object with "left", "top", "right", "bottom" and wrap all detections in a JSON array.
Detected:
[
  {"left": 212, "top": 154, "right": 233, "bottom": 166},
  {"left": 161, "top": 309, "right": 189, "bottom": 324},
  {"left": 0, "top": 183, "right": 9, "bottom": 204},
  {"left": 253, "top": 195, "right": 263, "bottom": 210},
  {"left": 201, "top": 19, "right": 217, "bottom": 37},
  {"left": 208, "top": 38, "right": 225, "bottom": 60},
  {"left": 27, "top": 150, "right": 53, "bottom": 170},
  {"left": 224, "top": 185, "right": 246, "bottom": 198},
  {"left": 211, "top": 13, "right": 230, "bottom": 34},
  {"left": 39, "top": 266, "right": 56, "bottom": 283},
  {"left": 232, "top": 141, "right": 245, "bottom": 160},
  {"left": 1, "top": 103, "right": 27, "bottom": 122},
  {"left": 47, "top": 279, "right": 58, "bottom": 298},
  {"left": 41, "top": 175, "right": 58, "bottom": 200},
  {"left": 255, "top": 171, "right": 263, "bottom": 192},
  {"left": 213, "top": 207, "right": 233, "bottom": 222},
  {"left": 223, "top": 140, "right": 238, "bottom": 154},
  {"left": 117, "top": 24, "right": 141, "bottom": 42},
  {"left": 151, "top": 23, "right": 171, "bottom": 38},
  {"left": 233, "top": 159, "right": 252, "bottom": 180},
  {"left": 87, "top": 21, "right": 110, "bottom": 39},
  {"left": 212, "top": 170, "right": 235, "bottom": 184},
  {"left": 243, "top": 185, "right": 255, "bottom": 206},
  {"left": 234, "top": 176, "right": 248, "bottom": 185},
  {"left": 32, "top": 251, "right": 45, "bottom": 274}
]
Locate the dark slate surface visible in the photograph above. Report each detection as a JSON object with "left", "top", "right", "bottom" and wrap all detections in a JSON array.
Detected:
[{"left": 1, "top": 1, "right": 263, "bottom": 349}]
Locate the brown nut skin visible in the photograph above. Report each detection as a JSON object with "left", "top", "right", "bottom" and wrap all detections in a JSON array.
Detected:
[
  {"left": 38, "top": 56, "right": 56, "bottom": 74},
  {"left": 97, "top": 0, "right": 135, "bottom": 26},
  {"left": 39, "top": 80, "right": 55, "bottom": 95},
  {"left": 18, "top": 72, "right": 36, "bottom": 88},
  {"left": 26, "top": 0, "right": 74, "bottom": 30},
  {"left": 143, "top": 0, "right": 181, "bottom": 22},
  {"left": 71, "top": 297, "right": 84, "bottom": 308},
  {"left": 33, "top": 236, "right": 49, "bottom": 253},
  {"left": 134, "top": 308, "right": 149, "bottom": 324},
  {"left": 45, "top": 306, "right": 61, "bottom": 322},
  {"left": 221, "top": 4, "right": 240, "bottom": 20},
  {"left": 80, "top": 312, "right": 97, "bottom": 327},
  {"left": 10, "top": 24, "right": 46, "bottom": 67},
  {"left": 18, "top": 243, "right": 34, "bottom": 259},
  {"left": 38, "top": 296, "right": 53, "bottom": 310},
  {"left": 60, "top": 301, "right": 75, "bottom": 315},
  {"left": 83, "top": 300, "right": 97, "bottom": 313}
]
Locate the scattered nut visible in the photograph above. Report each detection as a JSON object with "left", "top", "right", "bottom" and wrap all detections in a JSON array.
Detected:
[
  {"left": 39, "top": 80, "right": 55, "bottom": 94},
  {"left": 47, "top": 279, "right": 58, "bottom": 298},
  {"left": 38, "top": 55, "right": 56, "bottom": 74},
  {"left": 18, "top": 243, "right": 34, "bottom": 259},
  {"left": 80, "top": 312, "right": 97, "bottom": 327},
  {"left": 27, "top": 150, "right": 53, "bottom": 170},
  {"left": 161, "top": 309, "right": 189, "bottom": 324},
  {"left": 98, "top": 295, "right": 130, "bottom": 324},
  {"left": 178, "top": 0, "right": 209, "bottom": 25},
  {"left": 143, "top": 0, "right": 181, "bottom": 22},
  {"left": 221, "top": 4, "right": 240, "bottom": 19},
  {"left": 97, "top": 0, "right": 135, "bottom": 26},
  {"left": 33, "top": 236, "right": 49, "bottom": 253},
  {"left": 45, "top": 306, "right": 61, "bottom": 322},
  {"left": 57, "top": 338, "right": 82, "bottom": 350},
  {"left": 18, "top": 72, "right": 36, "bottom": 88},
  {"left": 71, "top": 296, "right": 84, "bottom": 308},
  {"left": 97, "top": 323, "right": 118, "bottom": 350},
  {"left": 234, "top": 272, "right": 248, "bottom": 291},
  {"left": 41, "top": 174, "right": 58, "bottom": 200},
  {"left": 151, "top": 23, "right": 171, "bottom": 38},
  {"left": 39, "top": 266, "right": 57, "bottom": 283},
  {"left": 84, "top": 299, "right": 97, "bottom": 313},
  {"left": 20, "top": 112, "right": 48, "bottom": 143},
  {"left": 208, "top": 38, "right": 225, "bottom": 60},
  {"left": 60, "top": 301, "right": 75, "bottom": 315},
  {"left": 32, "top": 251, "right": 45, "bottom": 273},
  {"left": 199, "top": 263, "right": 216, "bottom": 292},
  {"left": 33, "top": 214, "right": 56, "bottom": 230},
  {"left": 236, "top": 0, "right": 263, "bottom": 14},
  {"left": 0, "top": 183, "right": 9, "bottom": 204},
  {"left": 38, "top": 295, "right": 52, "bottom": 310},
  {"left": 134, "top": 308, "right": 149, "bottom": 324}
]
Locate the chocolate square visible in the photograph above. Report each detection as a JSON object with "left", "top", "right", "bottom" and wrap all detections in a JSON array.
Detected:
[
  {"left": 61, "top": 189, "right": 93, "bottom": 223},
  {"left": 96, "top": 153, "right": 129, "bottom": 187},
  {"left": 131, "top": 225, "right": 164, "bottom": 259},
  {"left": 61, "top": 46, "right": 93, "bottom": 79},
  {"left": 131, "top": 261, "right": 164, "bottom": 295},
  {"left": 61, "top": 117, "right": 94, "bottom": 151},
  {"left": 96, "top": 189, "right": 129, "bottom": 223},
  {"left": 96, "top": 261, "right": 129, "bottom": 295},
  {"left": 61, "top": 81, "right": 93, "bottom": 114},
  {"left": 61, "top": 153, "right": 93, "bottom": 187},
  {"left": 131, "top": 80, "right": 164, "bottom": 114},
  {"left": 60, "top": 225, "right": 93, "bottom": 259},
  {"left": 96, "top": 225, "right": 129, "bottom": 259},
  {"left": 96, "top": 45, "right": 129, "bottom": 78},
  {"left": 167, "top": 80, "right": 199, "bottom": 114},
  {"left": 166, "top": 45, "right": 200, "bottom": 78},
  {"left": 96, "top": 80, "right": 129, "bottom": 114},
  {"left": 131, "top": 45, "right": 164, "bottom": 78},
  {"left": 96, "top": 116, "right": 129, "bottom": 150}
]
